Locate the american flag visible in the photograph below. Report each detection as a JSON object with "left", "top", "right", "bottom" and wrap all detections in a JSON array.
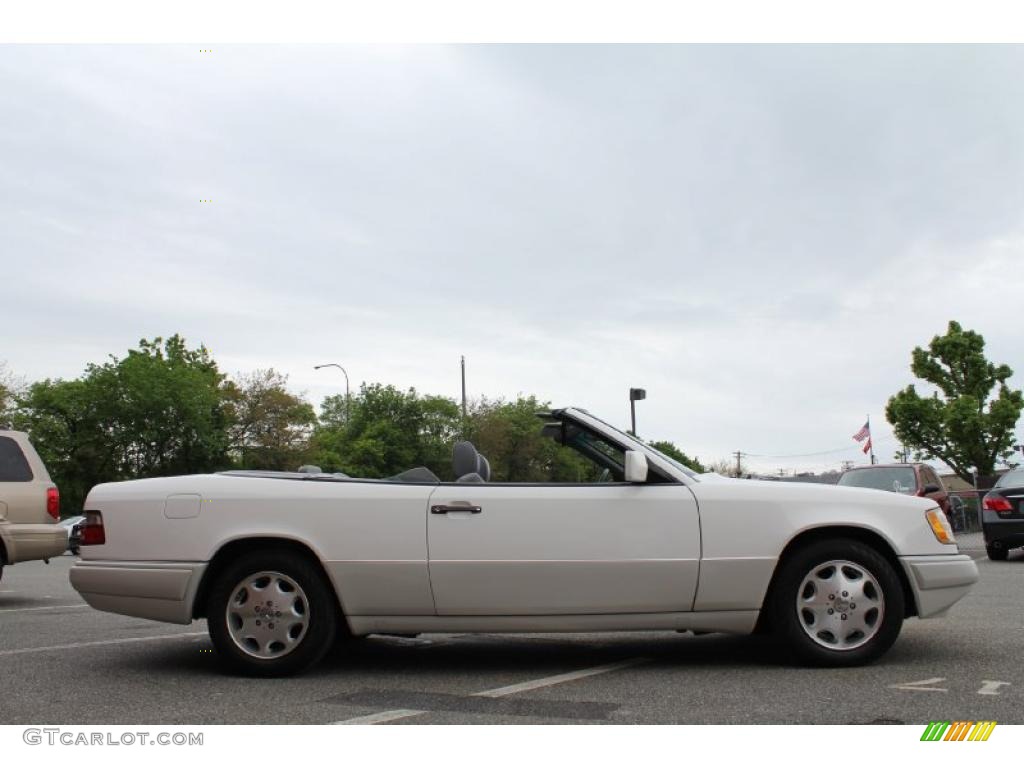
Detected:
[
  {"left": 853, "top": 421, "right": 870, "bottom": 442},
  {"left": 862, "top": 437, "right": 873, "bottom": 454}
]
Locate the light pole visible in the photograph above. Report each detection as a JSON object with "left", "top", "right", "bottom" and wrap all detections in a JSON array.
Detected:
[
  {"left": 629, "top": 387, "right": 646, "bottom": 436},
  {"left": 314, "top": 363, "right": 350, "bottom": 421}
]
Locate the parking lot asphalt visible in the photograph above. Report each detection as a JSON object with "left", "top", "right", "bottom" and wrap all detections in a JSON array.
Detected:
[{"left": 0, "top": 541, "right": 1018, "bottom": 725}]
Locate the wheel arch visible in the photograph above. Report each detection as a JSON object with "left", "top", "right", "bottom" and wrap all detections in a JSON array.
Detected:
[
  {"left": 756, "top": 525, "right": 917, "bottom": 633},
  {"left": 191, "top": 536, "right": 352, "bottom": 633}
]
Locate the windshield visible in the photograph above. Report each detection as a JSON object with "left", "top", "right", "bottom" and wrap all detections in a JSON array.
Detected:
[
  {"left": 570, "top": 410, "right": 698, "bottom": 479},
  {"left": 995, "top": 469, "right": 1024, "bottom": 488},
  {"left": 838, "top": 467, "right": 917, "bottom": 494}
]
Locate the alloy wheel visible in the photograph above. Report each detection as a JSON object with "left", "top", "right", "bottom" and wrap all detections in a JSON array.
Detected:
[
  {"left": 225, "top": 570, "right": 310, "bottom": 659},
  {"left": 795, "top": 559, "right": 885, "bottom": 651}
]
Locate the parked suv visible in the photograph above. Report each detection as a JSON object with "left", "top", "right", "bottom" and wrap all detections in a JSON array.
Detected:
[
  {"left": 837, "top": 462, "right": 951, "bottom": 516},
  {"left": 0, "top": 430, "right": 66, "bottom": 581}
]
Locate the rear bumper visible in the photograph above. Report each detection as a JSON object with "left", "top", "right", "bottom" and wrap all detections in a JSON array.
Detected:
[
  {"left": 900, "top": 554, "right": 979, "bottom": 618},
  {"left": 69, "top": 560, "right": 206, "bottom": 624},
  {"left": 0, "top": 522, "right": 67, "bottom": 565},
  {"left": 981, "top": 516, "right": 1024, "bottom": 548}
]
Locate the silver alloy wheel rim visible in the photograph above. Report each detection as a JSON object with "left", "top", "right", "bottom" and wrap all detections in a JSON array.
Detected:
[
  {"left": 226, "top": 571, "right": 310, "bottom": 659},
  {"left": 795, "top": 559, "right": 885, "bottom": 651}
]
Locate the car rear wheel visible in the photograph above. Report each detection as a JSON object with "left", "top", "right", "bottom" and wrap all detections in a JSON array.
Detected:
[
  {"left": 986, "top": 543, "right": 1009, "bottom": 561},
  {"left": 206, "top": 550, "right": 338, "bottom": 677},
  {"left": 768, "top": 539, "right": 904, "bottom": 666}
]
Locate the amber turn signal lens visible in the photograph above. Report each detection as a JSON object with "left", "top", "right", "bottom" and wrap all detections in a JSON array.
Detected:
[{"left": 926, "top": 508, "right": 955, "bottom": 545}]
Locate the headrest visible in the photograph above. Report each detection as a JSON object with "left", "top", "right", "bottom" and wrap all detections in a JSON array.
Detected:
[{"left": 453, "top": 441, "right": 481, "bottom": 479}]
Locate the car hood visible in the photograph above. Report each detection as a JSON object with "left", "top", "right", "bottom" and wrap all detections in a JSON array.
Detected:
[{"left": 694, "top": 472, "right": 936, "bottom": 512}]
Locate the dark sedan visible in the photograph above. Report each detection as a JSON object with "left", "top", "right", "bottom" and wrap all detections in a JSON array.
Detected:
[
  {"left": 58, "top": 515, "right": 85, "bottom": 555},
  {"left": 982, "top": 469, "right": 1024, "bottom": 560}
]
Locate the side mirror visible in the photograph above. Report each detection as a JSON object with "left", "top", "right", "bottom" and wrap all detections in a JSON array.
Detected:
[
  {"left": 922, "top": 484, "right": 941, "bottom": 495},
  {"left": 624, "top": 450, "right": 649, "bottom": 483}
]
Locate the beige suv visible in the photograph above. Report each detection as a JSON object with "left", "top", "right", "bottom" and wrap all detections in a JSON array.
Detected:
[{"left": 0, "top": 430, "right": 66, "bottom": 581}]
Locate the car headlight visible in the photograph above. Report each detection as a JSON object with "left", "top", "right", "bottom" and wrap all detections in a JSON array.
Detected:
[{"left": 926, "top": 508, "right": 955, "bottom": 545}]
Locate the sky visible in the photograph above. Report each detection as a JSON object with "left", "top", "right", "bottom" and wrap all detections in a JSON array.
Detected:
[{"left": 2, "top": 44, "right": 1023, "bottom": 475}]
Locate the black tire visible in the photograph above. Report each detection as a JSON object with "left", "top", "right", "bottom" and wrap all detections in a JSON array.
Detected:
[
  {"left": 767, "top": 538, "right": 905, "bottom": 667},
  {"left": 986, "top": 544, "right": 1008, "bottom": 561},
  {"left": 206, "top": 549, "right": 338, "bottom": 677}
]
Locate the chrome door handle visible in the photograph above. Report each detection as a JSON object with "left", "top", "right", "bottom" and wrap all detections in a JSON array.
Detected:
[{"left": 431, "top": 503, "right": 482, "bottom": 514}]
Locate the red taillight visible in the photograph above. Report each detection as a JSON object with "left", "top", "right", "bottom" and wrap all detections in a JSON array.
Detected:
[
  {"left": 984, "top": 494, "right": 1013, "bottom": 515},
  {"left": 80, "top": 511, "right": 105, "bottom": 546},
  {"left": 46, "top": 487, "right": 60, "bottom": 519}
]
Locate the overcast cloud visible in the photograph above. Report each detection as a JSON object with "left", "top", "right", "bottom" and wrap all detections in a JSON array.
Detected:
[{"left": 2, "top": 45, "right": 1023, "bottom": 473}]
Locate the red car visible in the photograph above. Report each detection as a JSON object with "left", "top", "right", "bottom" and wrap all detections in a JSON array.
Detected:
[{"left": 837, "top": 463, "right": 951, "bottom": 516}]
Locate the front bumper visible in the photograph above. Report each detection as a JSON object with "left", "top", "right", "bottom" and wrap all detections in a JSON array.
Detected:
[
  {"left": 70, "top": 560, "right": 207, "bottom": 624},
  {"left": 900, "top": 554, "right": 979, "bottom": 618}
]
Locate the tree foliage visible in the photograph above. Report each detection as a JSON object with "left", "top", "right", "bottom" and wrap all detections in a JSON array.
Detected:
[
  {"left": 13, "top": 336, "right": 233, "bottom": 514},
  {"left": 886, "top": 321, "right": 1023, "bottom": 484},
  {"left": 465, "top": 396, "right": 599, "bottom": 482},
  {"left": 223, "top": 369, "right": 317, "bottom": 470},
  {"left": 9, "top": 336, "right": 705, "bottom": 510},
  {"left": 708, "top": 457, "right": 747, "bottom": 478},
  {"left": 310, "top": 383, "right": 461, "bottom": 478},
  {"left": 0, "top": 361, "right": 22, "bottom": 425},
  {"left": 647, "top": 440, "right": 705, "bottom": 473}
]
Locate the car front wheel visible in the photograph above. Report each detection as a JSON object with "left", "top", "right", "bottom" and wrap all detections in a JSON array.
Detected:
[
  {"left": 206, "top": 550, "right": 338, "bottom": 677},
  {"left": 769, "top": 539, "right": 905, "bottom": 666}
]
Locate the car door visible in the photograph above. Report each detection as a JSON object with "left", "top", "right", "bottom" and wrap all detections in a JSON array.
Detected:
[{"left": 426, "top": 482, "right": 700, "bottom": 616}]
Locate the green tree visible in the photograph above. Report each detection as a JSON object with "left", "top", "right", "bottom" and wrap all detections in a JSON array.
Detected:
[
  {"left": 886, "top": 321, "right": 1023, "bottom": 485},
  {"left": 224, "top": 369, "right": 317, "bottom": 470},
  {"left": 14, "top": 335, "right": 232, "bottom": 514},
  {"left": 466, "top": 396, "right": 598, "bottom": 482},
  {"left": 648, "top": 440, "right": 705, "bottom": 473},
  {"left": 310, "top": 383, "right": 461, "bottom": 478}
]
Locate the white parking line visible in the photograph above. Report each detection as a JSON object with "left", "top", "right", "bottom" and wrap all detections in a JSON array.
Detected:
[
  {"left": 335, "top": 708, "right": 429, "bottom": 725},
  {"left": 977, "top": 680, "right": 1011, "bottom": 696},
  {"left": 0, "top": 604, "right": 90, "bottom": 614},
  {"left": 0, "top": 632, "right": 207, "bottom": 657},
  {"left": 332, "top": 656, "right": 649, "bottom": 725},
  {"left": 474, "top": 657, "right": 648, "bottom": 697},
  {"left": 889, "top": 677, "right": 948, "bottom": 692}
]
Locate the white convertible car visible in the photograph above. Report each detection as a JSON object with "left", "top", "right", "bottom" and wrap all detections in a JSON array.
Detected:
[{"left": 70, "top": 407, "right": 978, "bottom": 676}]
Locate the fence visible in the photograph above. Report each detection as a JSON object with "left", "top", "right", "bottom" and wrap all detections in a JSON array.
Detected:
[{"left": 947, "top": 489, "right": 991, "bottom": 534}]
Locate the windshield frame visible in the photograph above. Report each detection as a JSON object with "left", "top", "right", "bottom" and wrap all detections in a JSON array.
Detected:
[{"left": 561, "top": 408, "right": 698, "bottom": 481}]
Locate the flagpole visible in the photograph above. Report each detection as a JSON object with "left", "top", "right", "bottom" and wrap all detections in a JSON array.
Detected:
[{"left": 868, "top": 413, "right": 876, "bottom": 465}]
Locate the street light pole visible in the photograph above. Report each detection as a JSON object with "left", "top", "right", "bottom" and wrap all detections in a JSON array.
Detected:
[
  {"left": 314, "top": 363, "right": 350, "bottom": 421},
  {"left": 629, "top": 388, "right": 646, "bottom": 436}
]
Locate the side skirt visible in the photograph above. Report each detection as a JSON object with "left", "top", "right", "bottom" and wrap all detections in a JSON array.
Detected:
[{"left": 347, "top": 610, "right": 759, "bottom": 636}]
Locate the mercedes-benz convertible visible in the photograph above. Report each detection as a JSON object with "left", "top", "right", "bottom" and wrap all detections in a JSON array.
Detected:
[{"left": 69, "top": 407, "right": 978, "bottom": 676}]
